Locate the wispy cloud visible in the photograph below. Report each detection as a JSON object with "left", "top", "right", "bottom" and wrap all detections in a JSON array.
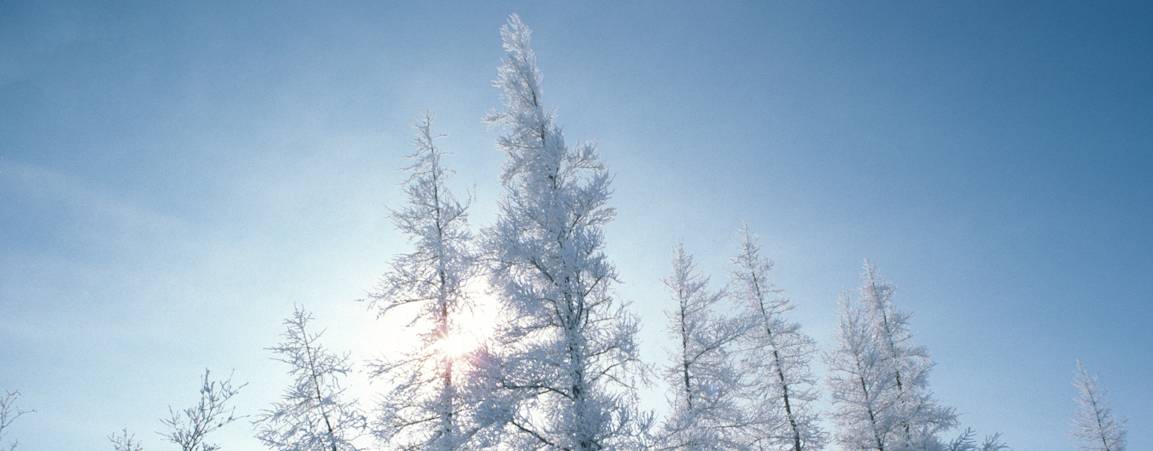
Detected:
[{"left": 0, "top": 159, "right": 188, "bottom": 244}]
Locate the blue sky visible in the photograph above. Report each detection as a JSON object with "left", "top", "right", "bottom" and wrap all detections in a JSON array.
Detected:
[{"left": 2, "top": 1, "right": 1151, "bottom": 449}]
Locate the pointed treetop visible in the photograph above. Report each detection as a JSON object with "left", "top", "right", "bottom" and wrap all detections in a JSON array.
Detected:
[{"left": 493, "top": 14, "right": 544, "bottom": 114}]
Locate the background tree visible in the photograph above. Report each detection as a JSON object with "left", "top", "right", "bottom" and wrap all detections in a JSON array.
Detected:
[
  {"left": 109, "top": 428, "right": 143, "bottom": 451},
  {"left": 659, "top": 244, "right": 750, "bottom": 449},
  {"left": 829, "top": 264, "right": 1006, "bottom": 451},
  {"left": 161, "top": 370, "right": 244, "bottom": 451},
  {"left": 1072, "top": 360, "right": 1126, "bottom": 451},
  {"left": 0, "top": 391, "right": 30, "bottom": 451},
  {"left": 480, "top": 14, "right": 647, "bottom": 450},
  {"left": 731, "top": 227, "right": 826, "bottom": 450},
  {"left": 827, "top": 294, "right": 900, "bottom": 451},
  {"left": 255, "top": 306, "right": 365, "bottom": 451},
  {"left": 366, "top": 113, "right": 478, "bottom": 450},
  {"left": 859, "top": 261, "right": 957, "bottom": 450},
  {"left": 946, "top": 428, "right": 1009, "bottom": 451}
]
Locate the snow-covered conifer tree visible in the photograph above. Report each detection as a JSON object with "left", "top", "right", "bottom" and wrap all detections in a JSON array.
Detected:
[
  {"left": 827, "top": 293, "right": 901, "bottom": 451},
  {"left": 830, "top": 262, "right": 1003, "bottom": 451},
  {"left": 731, "top": 227, "right": 825, "bottom": 450},
  {"left": 480, "top": 14, "right": 647, "bottom": 450},
  {"left": 1072, "top": 360, "right": 1126, "bottom": 451},
  {"left": 366, "top": 114, "right": 478, "bottom": 449},
  {"left": 161, "top": 370, "right": 244, "bottom": 451},
  {"left": 659, "top": 244, "right": 750, "bottom": 449},
  {"left": 859, "top": 261, "right": 957, "bottom": 450},
  {"left": 255, "top": 306, "right": 365, "bottom": 451}
]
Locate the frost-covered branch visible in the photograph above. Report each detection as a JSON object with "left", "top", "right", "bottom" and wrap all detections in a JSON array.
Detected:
[
  {"left": 160, "top": 369, "right": 244, "bottom": 451},
  {"left": 0, "top": 391, "right": 30, "bottom": 451},
  {"left": 109, "top": 428, "right": 143, "bottom": 451},
  {"left": 946, "top": 428, "right": 1009, "bottom": 451}
]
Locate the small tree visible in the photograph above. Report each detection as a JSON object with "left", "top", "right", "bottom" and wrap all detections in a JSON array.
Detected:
[
  {"left": 256, "top": 306, "right": 365, "bottom": 451},
  {"left": 659, "top": 244, "right": 750, "bottom": 449},
  {"left": 829, "top": 263, "right": 1005, "bottom": 451},
  {"left": 826, "top": 295, "right": 900, "bottom": 451},
  {"left": 731, "top": 227, "right": 825, "bottom": 450},
  {"left": 1072, "top": 360, "right": 1126, "bottom": 451},
  {"left": 859, "top": 261, "right": 956, "bottom": 449},
  {"left": 0, "top": 391, "right": 30, "bottom": 451},
  {"left": 109, "top": 428, "right": 144, "bottom": 451},
  {"left": 946, "top": 428, "right": 1009, "bottom": 451},
  {"left": 161, "top": 370, "right": 244, "bottom": 451}
]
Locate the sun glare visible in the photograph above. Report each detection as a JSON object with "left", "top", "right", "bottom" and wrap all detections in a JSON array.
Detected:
[
  {"left": 436, "top": 279, "right": 502, "bottom": 359},
  {"left": 433, "top": 332, "right": 479, "bottom": 359}
]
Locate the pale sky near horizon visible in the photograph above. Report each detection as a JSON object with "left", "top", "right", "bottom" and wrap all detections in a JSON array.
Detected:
[{"left": 2, "top": 1, "right": 1151, "bottom": 450}]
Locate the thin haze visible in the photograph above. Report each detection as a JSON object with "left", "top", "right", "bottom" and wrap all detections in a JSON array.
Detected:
[{"left": 2, "top": 1, "right": 1151, "bottom": 450}]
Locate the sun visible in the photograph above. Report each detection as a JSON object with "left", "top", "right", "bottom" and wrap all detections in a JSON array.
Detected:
[
  {"left": 433, "top": 278, "right": 503, "bottom": 360},
  {"left": 432, "top": 332, "right": 478, "bottom": 359}
]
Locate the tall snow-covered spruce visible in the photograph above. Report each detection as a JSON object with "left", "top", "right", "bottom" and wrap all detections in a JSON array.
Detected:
[
  {"left": 481, "top": 14, "right": 646, "bottom": 450},
  {"left": 730, "top": 227, "right": 825, "bottom": 451},
  {"left": 255, "top": 306, "right": 365, "bottom": 451},
  {"left": 367, "top": 114, "right": 478, "bottom": 449},
  {"left": 659, "top": 244, "right": 750, "bottom": 449},
  {"left": 1072, "top": 360, "right": 1126, "bottom": 451}
]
